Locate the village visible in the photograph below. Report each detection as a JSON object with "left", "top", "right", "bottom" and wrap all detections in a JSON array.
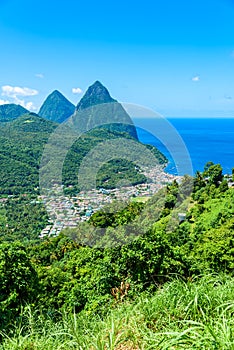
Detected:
[{"left": 39, "top": 166, "right": 181, "bottom": 238}]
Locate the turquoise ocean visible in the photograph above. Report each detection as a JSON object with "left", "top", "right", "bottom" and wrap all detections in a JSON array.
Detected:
[{"left": 135, "top": 118, "right": 234, "bottom": 175}]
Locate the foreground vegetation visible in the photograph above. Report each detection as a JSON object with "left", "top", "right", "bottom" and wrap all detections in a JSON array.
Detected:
[
  {"left": 0, "top": 163, "right": 233, "bottom": 349},
  {"left": 0, "top": 274, "right": 233, "bottom": 349}
]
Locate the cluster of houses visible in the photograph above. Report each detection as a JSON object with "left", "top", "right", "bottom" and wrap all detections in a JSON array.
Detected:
[
  {"left": 0, "top": 167, "right": 232, "bottom": 239},
  {"left": 39, "top": 166, "right": 181, "bottom": 238}
]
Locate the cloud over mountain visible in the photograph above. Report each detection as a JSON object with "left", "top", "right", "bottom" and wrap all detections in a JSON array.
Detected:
[
  {"left": 1, "top": 85, "right": 38, "bottom": 110},
  {"left": 72, "top": 87, "right": 83, "bottom": 94},
  {"left": 2, "top": 85, "right": 38, "bottom": 97},
  {"left": 0, "top": 99, "right": 10, "bottom": 105}
]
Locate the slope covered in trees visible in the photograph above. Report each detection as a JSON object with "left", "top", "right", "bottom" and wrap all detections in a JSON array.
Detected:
[
  {"left": 0, "top": 103, "right": 29, "bottom": 122},
  {"left": 0, "top": 163, "right": 233, "bottom": 349},
  {"left": 0, "top": 82, "right": 166, "bottom": 195},
  {"left": 0, "top": 112, "right": 166, "bottom": 195},
  {"left": 0, "top": 113, "right": 57, "bottom": 194}
]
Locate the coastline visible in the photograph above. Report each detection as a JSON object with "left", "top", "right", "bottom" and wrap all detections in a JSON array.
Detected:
[{"left": 136, "top": 117, "right": 234, "bottom": 176}]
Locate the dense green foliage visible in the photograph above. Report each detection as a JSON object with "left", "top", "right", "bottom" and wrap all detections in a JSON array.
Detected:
[
  {"left": 0, "top": 104, "right": 29, "bottom": 122},
  {"left": 0, "top": 196, "right": 49, "bottom": 243},
  {"left": 0, "top": 113, "right": 166, "bottom": 195},
  {"left": 0, "top": 275, "right": 233, "bottom": 349},
  {"left": 0, "top": 114, "right": 57, "bottom": 194},
  {"left": 1, "top": 82, "right": 233, "bottom": 347},
  {"left": 0, "top": 242, "right": 38, "bottom": 330},
  {"left": 62, "top": 128, "right": 166, "bottom": 193},
  {"left": 0, "top": 163, "right": 233, "bottom": 346},
  {"left": 96, "top": 159, "right": 146, "bottom": 189},
  {"left": 0, "top": 82, "right": 165, "bottom": 197}
]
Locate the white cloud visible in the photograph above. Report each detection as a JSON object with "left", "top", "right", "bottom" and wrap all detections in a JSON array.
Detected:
[
  {"left": 35, "top": 73, "right": 44, "bottom": 79},
  {"left": 1, "top": 85, "right": 38, "bottom": 98},
  {"left": 0, "top": 99, "right": 10, "bottom": 105},
  {"left": 25, "top": 101, "right": 37, "bottom": 110},
  {"left": 1, "top": 85, "right": 38, "bottom": 111},
  {"left": 16, "top": 99, "right": 37, "bottom": 111},
  {"left": 72, "top": 87, "right": 82, "bottom": 94},
  {"left": 192, "top": 76, "right": 200, "bottom": 82}
]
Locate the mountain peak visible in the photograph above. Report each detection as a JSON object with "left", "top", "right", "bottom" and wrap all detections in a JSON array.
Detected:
[
  {"left": 91, "top": 80, "right": 104, "bottom": 88},
  {"left": 51, "top": 90, "right": 63, "bottom": 97},
  {"left": 73, "top": 81, "right": 138, "bottom": 140},
  {"left": 76, "top": 81, "right": 117, "bottom": 111},
  {"left": 39, "top": 90, "right": 75, "bottom": 123}
]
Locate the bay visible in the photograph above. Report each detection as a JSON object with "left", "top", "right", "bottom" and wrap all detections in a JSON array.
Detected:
[{"left": 134, "top": 118, "right": 234, "bottom": 175}]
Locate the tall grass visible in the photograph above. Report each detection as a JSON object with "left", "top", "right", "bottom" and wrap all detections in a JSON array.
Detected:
[{"left": 1, "top": 274, "right": 233, "bottom": 349}]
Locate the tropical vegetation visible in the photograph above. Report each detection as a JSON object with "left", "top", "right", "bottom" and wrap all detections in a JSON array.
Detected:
[{"left": 0, "top": 163, "right": 233, "bottom": 349}]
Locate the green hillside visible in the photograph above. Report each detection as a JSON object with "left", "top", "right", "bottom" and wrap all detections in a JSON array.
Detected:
[
  {"left": 0, "top": 113, "right": 57, "bottom": 194},
  {"left": 0, "top": 112, "right": 166, "bottom": 195},
  {"left": 0, "top": 82, "right": 167, "bottom": 195},
  {"left": 0, "top": 164, "right": 233, "bottom": 348},
  {"left": 0, "top": 82, "right": 232, "bottom": 349},
  {"left": 0, "top": 103, "right": 29, "bottom": 122},
  {"left": 0, "top": 81, "right": 167, "bottom": 195}
]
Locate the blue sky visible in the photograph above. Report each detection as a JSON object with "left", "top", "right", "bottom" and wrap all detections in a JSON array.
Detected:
[{"left": 1, "top": 0, "right": 234, "bottom": 117}]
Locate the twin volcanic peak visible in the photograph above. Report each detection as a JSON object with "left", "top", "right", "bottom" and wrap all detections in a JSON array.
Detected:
[
  {"left": 0, "top": 81, "right": 138, "bottom": 140},
  {"left": 0, "top": 81, "right": 166, "bottom": 195},
  {"left": 38, "top": 81, "right": 138, "bottom": 140},
  {"left": 38, "top": 81, "right": 116, "bottom": 124}
]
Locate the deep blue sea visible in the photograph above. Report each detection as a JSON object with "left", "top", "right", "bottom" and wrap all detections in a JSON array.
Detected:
[{"left": 134, "top": 118, "right": 234, "bottom": 176}]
